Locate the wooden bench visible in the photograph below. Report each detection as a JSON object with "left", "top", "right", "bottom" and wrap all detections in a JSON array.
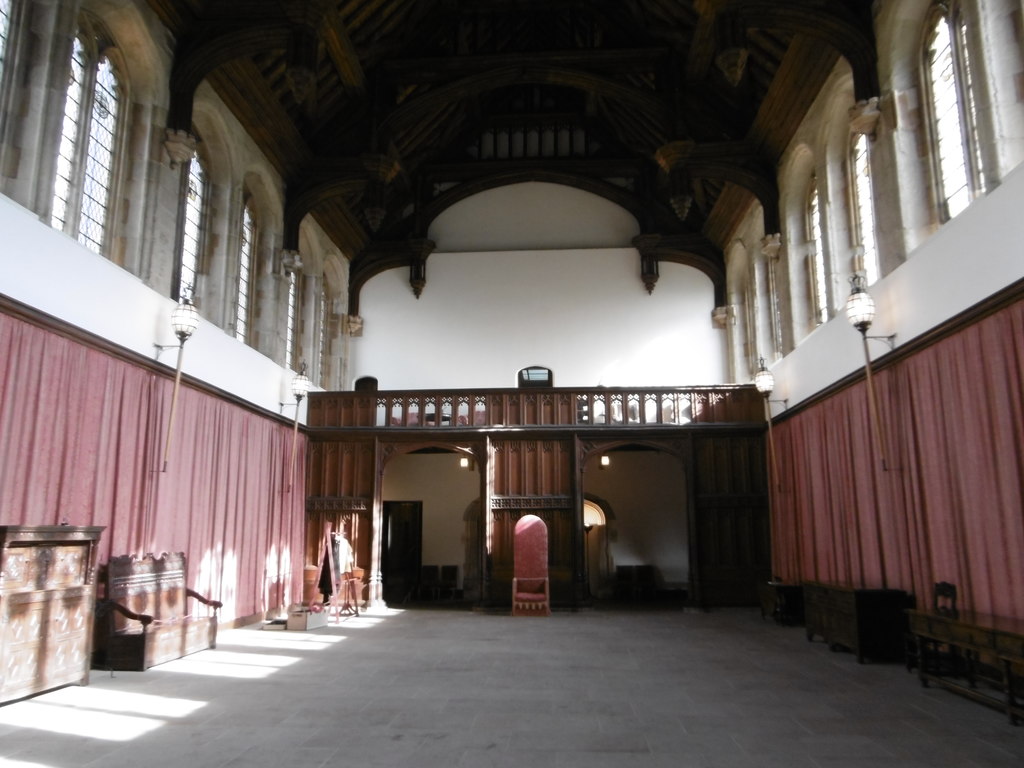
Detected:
[{"left": 93, "top": 552, "right": 222, "bottom": 671}]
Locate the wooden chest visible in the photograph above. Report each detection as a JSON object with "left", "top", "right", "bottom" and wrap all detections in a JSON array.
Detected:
[
  {"left": 0, "top": 525, "right": 104, "bottom": 704},
  {"left": 803, "top": 581, "right": 909, "bottom": 663}
]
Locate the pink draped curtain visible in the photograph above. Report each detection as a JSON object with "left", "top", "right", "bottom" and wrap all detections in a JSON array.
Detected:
[
  {"left": 0, "top": 310, "right": 307, "bottom": 622},
  {"left": 771, "top": 298, "right": 1024, "bottom": 617}
]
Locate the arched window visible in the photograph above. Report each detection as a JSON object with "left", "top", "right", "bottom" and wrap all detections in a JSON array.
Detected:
[
  {"left": 806, "top": 178, "right": 828, "bottom": 325},
  {"left": 850, "top": 133, "right": 879, "bottom": 284},
  {"left": 51, "top": 31, "right": 122, "bottom": 255},
  {"left": 923, "top": 2, "right": 985, "bottom": 220},
  {"left": 285, "top": 267, "right": 301, "bottom": 369},
  {"left": 174, "top": 152, "right": 207, "bottom": 300},
  {"left": 317, "top": 282, "right": 330, "bottom": 387},
  {"left": 235, "top": 200, "right": 255, "bottom": 341},
  {"left": 518, "top": 366, "right": 553, "bottom": 387},
  {"left": 0, "top": 1, "right": 13, "bottom": 80}
]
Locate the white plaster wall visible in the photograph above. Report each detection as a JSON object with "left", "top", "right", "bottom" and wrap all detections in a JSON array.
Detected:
[
  {"left": 428, "top": 182, "right": 641, "bottom": 251},
  {"left": 353, "top": 181, "right": 726, "bottom": 389},
  {"left": 381, "top": 453, "right": 479, "bottom": 587},
  {"left": 583, "top": 451, "right": 688, "bottom": 588},
  {"left": 354, "top": 247, "right": 727, "bottom": 389},
  {"left": 0, "top": 195, "right": 307, "bottom": 416},
  {"left": 765, "top": 162, "right": 1024, "bottom": 409}
]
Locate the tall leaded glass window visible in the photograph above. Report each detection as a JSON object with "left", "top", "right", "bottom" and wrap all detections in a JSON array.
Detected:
[
  {"left": 850, "top": 133, "right": 878, "bottom": 285},
  {"left": 0, "top": 0, "right": 13, "bottom": 80},
  {"left": 807, "top": 179, "right": 828, "bottom": 325},
  {"left": 285, "top": 268, "right": 300, "bottom": 369},
  {"left": 318, "top": 283, "right": 329, "bottom": 387},
  {"left": 236, "top": 201, "right": 255, "bottom": 341},
  {"left": 51, "top": 32, "right": 121, "bottom": 255},
  {"left": 176, "top": 153, "right": 206, "bottom": 300},
  {"left": 924, "top": 4, "right": 985, "bottom": 220}
]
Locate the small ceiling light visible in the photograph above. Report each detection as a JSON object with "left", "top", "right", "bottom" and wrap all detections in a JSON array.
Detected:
[
  {"left": 753, "top": 357, "right": 774, "bottom": 397},
  {"left": 600, "top": 454, "right": 610, "bottom": 468},
  {"left": 845, "top": 273, "right": 875, "bottom": 334},
  {"left": 170, "top": 298, "right": 199, "bottom": 343}
]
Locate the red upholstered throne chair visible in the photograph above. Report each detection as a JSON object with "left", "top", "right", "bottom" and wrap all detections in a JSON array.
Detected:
[{"left": 512, "top": 514, "right": 550, "bottom": 616}]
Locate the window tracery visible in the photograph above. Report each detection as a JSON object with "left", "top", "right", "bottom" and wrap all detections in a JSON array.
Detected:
[
  {"left": 923, "top": 2, "right": 985, "bottom": 220},
  {"left": 236, "top": 200, "right": 255, "bottom": 341},
  {"left": 806, "top": 178, "right": 828, "bottom": 326},
  {"left": 51, "top": 30, "right": 122, "bottom": 255},
  {"left": 175, "top": 152, "right": 206, "bottom": 301},
  {"left": 850, "top": 133, "right": 879, "bottom": 284}
]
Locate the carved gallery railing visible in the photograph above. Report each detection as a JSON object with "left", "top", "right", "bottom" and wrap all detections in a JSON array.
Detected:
[{"left": 308, "top": 386, "right": 764, "bottom": 429}]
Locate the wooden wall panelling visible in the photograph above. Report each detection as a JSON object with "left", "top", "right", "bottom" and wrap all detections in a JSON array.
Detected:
[
  {"left": 491, "top": 439, "right": 572, "bottom": 497},
  {"left": 692, "top": 432, "right": 770, "bottom": 606},
  {"left": 307, "top": 439, "right": 376, "bottom": 498},
  {"left": 488, "top": 506, "right": 574, "bottom": 605}
]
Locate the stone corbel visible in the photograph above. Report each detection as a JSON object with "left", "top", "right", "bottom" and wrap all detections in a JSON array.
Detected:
[
  {"left": 849, "top": 97, "right": 881, "bottom": 140},
  {"left": 711, "top": 305, "right": 733, "bottom": 329},
  {"left": 342, "top": 314, "right": 363, "bottom": 337},
  {"left": 280, "top": 249, "right": 303, "bottom": 276},
  {"left": 164, "top": 128, "right": 196, "bottom": 169},
  {"left": 761, "top": 233, "right": 781, "bottom": 260}
]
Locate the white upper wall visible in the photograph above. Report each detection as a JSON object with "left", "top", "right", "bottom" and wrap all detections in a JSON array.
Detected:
[
  {"left": 353, "top": 247, "right": 726, "bottom": 389},
  {"left": 0, "top": 195, "right": 306, "bottom": 415},
  {"left": 427, "top": 182, "right": 641, "bottom": 251},
  {"left": 768, "top": 162, "right": 1024, "bottom": 409},
  {"left": 353, "top": 181, "right": 725, "bottom": 390}
]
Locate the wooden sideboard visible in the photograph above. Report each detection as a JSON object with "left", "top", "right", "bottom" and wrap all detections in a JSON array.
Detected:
[
  {"left": 0, "top": 525, "right": 104, "bottom": 704},
  {"left": 907, "top": 608, "right": 1024, "bottom": 724},
  {"left": 804, "top": 581, "right": 909, "bottom": 663},
  {"left": 757, "top": 581, "right": 804, "bottom": 625}
]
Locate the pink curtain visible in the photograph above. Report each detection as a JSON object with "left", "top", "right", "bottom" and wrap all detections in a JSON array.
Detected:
[
  {"left": 771, "top": 298, "right": 1024, "bottom": 617},
  {"left": 0, "top": 310, "right": 307, "bottom": 622}
]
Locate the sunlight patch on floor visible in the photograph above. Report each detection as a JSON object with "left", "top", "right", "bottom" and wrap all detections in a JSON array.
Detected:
[
  {"left": 0, "top": 700, "right": 168, "bottom": 741},
  {"left": 215, "top": 633, "right": 346, "bottom": 651},
  {"left": 29, "top": 686, "right": 206, "bottom": 718}
]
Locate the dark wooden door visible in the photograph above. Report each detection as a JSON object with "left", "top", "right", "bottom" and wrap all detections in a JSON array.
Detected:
[
  {"left": 382, "top": 501, "right": 422, "bottom": 604},
  {"left": 692, "top": 434, "right": 771, "bottom": 607}
]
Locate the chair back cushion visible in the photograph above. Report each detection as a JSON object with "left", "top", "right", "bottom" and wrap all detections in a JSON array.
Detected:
[{"left": 514, "top": 514, "right": 548, "bottom": 580}]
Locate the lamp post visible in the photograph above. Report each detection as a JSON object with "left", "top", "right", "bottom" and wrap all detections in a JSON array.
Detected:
[
  {"left": 289, "top": 362, "right": 311, "bottom": 491},
  {"left": 754, "top": 357, "right": 779, "bottom": 489},
  {"left": 161, "top": 298, "right": 199, "bottom": 472},
  {"left": 846, "top": 274, "right": 892, "bottom": 470}
]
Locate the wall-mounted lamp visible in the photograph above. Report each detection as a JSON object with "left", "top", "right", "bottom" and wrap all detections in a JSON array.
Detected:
[
  {"left": 846, "top": 274, "right": 893, "bottom": 470},
  {"left": 754, "top": 357, "right": 781, "bottom": 489},
  {"left": 288, "top": 362, "right": 311, "bottom": 491},
  {"left": 845, "top": 274, "right": 896, "bottom": 349},
  {"left": 599, "top": 454, "right": 611, "bottom": 469},
  {"left": 157, "top": 298, "right": 199, "bottom": 472},
  {"left": 458, "top": 455, "right": 475, "bottom": 470}
]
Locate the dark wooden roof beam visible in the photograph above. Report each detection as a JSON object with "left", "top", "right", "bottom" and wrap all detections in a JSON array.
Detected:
[{"left": 382, "top": 48, "right": 670, "bottom": 84}]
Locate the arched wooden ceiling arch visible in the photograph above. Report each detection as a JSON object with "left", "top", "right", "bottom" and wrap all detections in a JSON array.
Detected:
[{"left": 147, "top": 0, "right": 878, "bottom": 313}]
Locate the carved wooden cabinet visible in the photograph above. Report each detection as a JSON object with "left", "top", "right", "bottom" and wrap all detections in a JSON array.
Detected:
[
  {"left": 0, "top": 525, "right": 104, "bottom": 704},
  {"left": 803, "top": 581, "right": 909, "bottom": 663}
]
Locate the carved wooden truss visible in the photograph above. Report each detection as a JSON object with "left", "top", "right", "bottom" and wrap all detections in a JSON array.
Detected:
[{"left": 150, "top": 0, "right": 878, "bottom": 311}]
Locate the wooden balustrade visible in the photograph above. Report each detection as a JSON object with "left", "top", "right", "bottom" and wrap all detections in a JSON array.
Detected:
[{"left": 308, "top": 386, "right": 764, "bottom": 429}]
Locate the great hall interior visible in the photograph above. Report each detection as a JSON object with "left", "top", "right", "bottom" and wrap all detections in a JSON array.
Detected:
[{"left": 0, "top": 0, "right": 1023, "bottom": 760}]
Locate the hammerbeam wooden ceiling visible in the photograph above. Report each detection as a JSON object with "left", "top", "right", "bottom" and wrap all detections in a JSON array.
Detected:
[{"left": 149, "top": 0, "right": 878, "bottom": 309}]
